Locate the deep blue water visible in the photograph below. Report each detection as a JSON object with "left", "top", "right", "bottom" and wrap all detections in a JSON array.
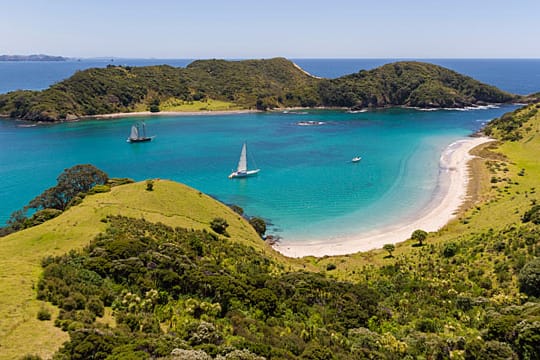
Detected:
[{"left": 1, "top": 58, "right": 540, "bottom": 95}]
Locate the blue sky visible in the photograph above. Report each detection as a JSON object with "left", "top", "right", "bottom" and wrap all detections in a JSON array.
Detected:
[{"left": 2, "top": 0, "right": 539, "bottom": 58}]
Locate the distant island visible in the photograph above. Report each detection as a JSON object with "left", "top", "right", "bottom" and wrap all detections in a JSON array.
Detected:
[
  {"left": 0, "top": 57, "right": 520, "bottom": 122},
  {"left": 0, "top": 54, "right": 68, "bottom": 62}
]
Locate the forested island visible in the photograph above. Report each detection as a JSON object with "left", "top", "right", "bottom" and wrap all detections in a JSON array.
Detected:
[
  {"left": 0, "top": 58, "right": 519, "bottom": 122},
  {"left": 2, "top": 102, "right": 540, "bottom": 359},
  {"left": 0, "top": 54, "right": 68, "bottom": 61}
]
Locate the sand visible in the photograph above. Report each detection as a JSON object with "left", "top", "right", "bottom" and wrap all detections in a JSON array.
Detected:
[
  {"left": 78, "top": 109, "right": 260, "bottom": 120},
  {"left": 273, "top": 136, "right": 494, "bottom": 258}
]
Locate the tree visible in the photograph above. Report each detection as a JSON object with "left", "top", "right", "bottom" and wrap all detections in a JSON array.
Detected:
[
  {"left": 519, "top": 258, "right": 540, "bottom": 297},
  {"left": 383, "top": 243, "right": 395, "bottom": 258},
  {"left": 28, "top": 164, "right": 108, "bottom": 211},
  {"left": 411, "top": 229, "right": 428, "bottom": 246},
  {"left": 249, "top": 217, "right": 266, "bottom": 237}
]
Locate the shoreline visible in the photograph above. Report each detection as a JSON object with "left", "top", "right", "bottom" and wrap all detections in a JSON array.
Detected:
[
  {"left": 272, "top": 136, "right": 494, "bottom": 258},
  {"left": 78, "top": 109, "right": 261, "bottom": 120}
]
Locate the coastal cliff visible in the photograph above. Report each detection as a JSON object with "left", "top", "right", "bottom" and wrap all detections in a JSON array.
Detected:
[{"left": 0, "top": 58, "right": 518, "bottom": 122}]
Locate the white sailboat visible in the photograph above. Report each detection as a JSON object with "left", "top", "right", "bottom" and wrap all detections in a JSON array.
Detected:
[
  {"left": 127, "top": 122, "right": 153, "bottom": 143},
  {"left": 228, "top": 142, "right": 260, "bottom": 179}
]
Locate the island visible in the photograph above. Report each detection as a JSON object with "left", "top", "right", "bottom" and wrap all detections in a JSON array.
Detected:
[
  {"left": 0, "top": 54, "right": 68, "bottom": 61},
  {"left": 0, "top": 58, "right": 518, "bottom": 122}
]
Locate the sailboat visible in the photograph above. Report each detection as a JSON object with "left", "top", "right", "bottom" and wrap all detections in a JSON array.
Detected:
[
  {"left": 228, "top": 142, "right": 260, "bottom": 179},
  {"left": 127, "top": 122, "right": 154, "bottom": 143}
]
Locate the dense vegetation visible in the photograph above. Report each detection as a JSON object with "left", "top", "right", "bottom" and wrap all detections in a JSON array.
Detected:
[
  {"left": 31, "top": 208, "right": 540, "bottom": 359},
  {"left": 0, "top": 58, "right": 517, "bottom": 121}
]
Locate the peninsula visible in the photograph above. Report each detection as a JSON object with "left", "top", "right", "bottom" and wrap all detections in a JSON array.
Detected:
[
  {"left": 0, "top": 58, "right": 518, "bottom": 122},
  {"left": 0, "top": 54, "right": 68, "bottom": 61}
]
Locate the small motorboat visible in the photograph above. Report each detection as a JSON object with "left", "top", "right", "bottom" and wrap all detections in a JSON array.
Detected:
[{"left": 351, "top": 156, "right": 362, "bottom": 163}]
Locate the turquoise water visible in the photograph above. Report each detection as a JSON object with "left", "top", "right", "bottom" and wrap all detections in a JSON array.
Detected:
[{"left": 0, "top": 106, "right": 519, "bottom": 241}]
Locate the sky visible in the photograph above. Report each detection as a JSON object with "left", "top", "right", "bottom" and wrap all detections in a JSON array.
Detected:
[{"left": 2, "top": 0, "right": 540, "bottom": 59}]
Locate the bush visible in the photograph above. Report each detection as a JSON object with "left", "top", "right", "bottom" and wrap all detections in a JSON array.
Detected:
[
  {"left": 442, "top": 242, "right": 458, "bottom": 257},
  {"left": 249, "top": 217, "right": 266, "bottom": 237},
  {"left": 210, "top": 217, "right": 229, "bottom": 236},
  {"left": 519, "top": 258, "right": 540, "bottom": 297},
  {"left": 522, "top": 204, "right": 540, "bottom": 224},
  {"left": 37, "top": 307, "right": 52, "bottom": 321},
  {"left": 326, "top": 263, "right": 337, "bottom": 271},
  {"left": 146, "top": 179, "right": 154, "bottom": 191}
]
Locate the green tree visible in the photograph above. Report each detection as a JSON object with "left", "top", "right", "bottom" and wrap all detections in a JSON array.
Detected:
[
  {"left": 146, "top": 179, "right": 154, "bottom": 191},
  {"left": 28, "top": 164, "right": 108, "bottom": 211},
  {"left": 383, "top": 243, "right": 395, "bottom": 258},
  {"left": 411, "top": 229, "right": 428, "bottom": 246},
  {"left": 249, "top": 217, "right": 266, "bottom": 237},
  {"left": 519, "top": 258, "right": 540, "bottom": 297}
]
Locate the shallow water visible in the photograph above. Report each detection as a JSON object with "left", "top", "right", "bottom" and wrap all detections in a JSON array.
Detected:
[{"left": 0, "top": 106, "right": 519, "bottom": 241}]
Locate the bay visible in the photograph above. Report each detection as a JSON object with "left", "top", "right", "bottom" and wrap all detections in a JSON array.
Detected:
[{"left": 0, "top": 106, "right": 519, "bottom": 242}]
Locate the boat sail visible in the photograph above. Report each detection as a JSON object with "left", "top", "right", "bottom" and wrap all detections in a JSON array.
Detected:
[
  {"left": 229, "top": 142, "right": 260, "bottom": 179},
  {"left": 127, "top": 122, "right": 154, "bottom": 143}
]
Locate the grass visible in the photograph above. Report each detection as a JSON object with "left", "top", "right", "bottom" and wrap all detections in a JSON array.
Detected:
[
  {"left": 0, "top": 180, "right": 300, "bottom": 359},
  {"left": 134, "top": 98, "right": 244, "bottom": 112}
]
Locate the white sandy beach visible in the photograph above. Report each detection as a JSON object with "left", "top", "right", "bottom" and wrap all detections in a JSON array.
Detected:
[
  {"left": 273, "top": 136, "right": 493, "bottom": 258},
  {"left": 78, "top": 109, "right": 260, "bottom": 120}
]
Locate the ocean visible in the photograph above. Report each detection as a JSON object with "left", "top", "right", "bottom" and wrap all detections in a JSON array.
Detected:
[{"left": 0, "top": 59, "right": 538, "bottom": 242}]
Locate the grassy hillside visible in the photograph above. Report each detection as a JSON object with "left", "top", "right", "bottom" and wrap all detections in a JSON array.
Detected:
[
  {"left": 0, "top": 180, "right": 299, "bottom": 360},
  {"left": 0, "top": 58, "right": 517, "bottom": 121}
]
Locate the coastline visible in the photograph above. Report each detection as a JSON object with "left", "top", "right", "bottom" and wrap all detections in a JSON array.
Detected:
[
  {"left": 78, "top": 109, "right": 261, "bottom": 120},
  {"left": 273, "top": 136, "right": 494, "bottom": 258}
]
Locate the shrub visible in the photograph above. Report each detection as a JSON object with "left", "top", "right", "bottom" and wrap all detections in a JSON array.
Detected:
[
  {"left": 230, "top": 204, "right": 244, "bottom": 215},
  {"left": 146, "top": 179, "right": 154, "bottom": 191},
  {"left": 442, "top": 242, "right": 458, "bottom": 257},
  {"left": 519, "top": 258, "right": 540, "bottom": 297},
  {"left": 249, "top": 217, "right": 266, "bottom": 237},
  {"left": 326, "top": 263, "right": 337, "bottom": 271},
  {"left": 522, "top": 204, "right": 540, "bottom": 224},
  {"left": 210, "top": 217, "right": 229, "bottom": 236},
  {"left": 37, "top": 307, "right": 51, "bottom": 321}
]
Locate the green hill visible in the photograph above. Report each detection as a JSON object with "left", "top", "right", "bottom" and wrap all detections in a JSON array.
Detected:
[
  {"left": 0, "top": 180, "right": 300, "bottom": 360},
  {"left": 0, "top": 58, "right": 517, "bottom": 122}
]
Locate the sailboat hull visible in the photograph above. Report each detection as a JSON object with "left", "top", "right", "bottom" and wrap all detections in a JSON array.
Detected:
[
  {"left": 229, "top": 169, "right": 260, "bottom": 179},
  {"left": 127, "top": 137, "right": 153, "bottom": 143}
]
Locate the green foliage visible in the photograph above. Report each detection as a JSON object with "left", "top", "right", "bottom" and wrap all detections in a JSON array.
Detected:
[
  {"left": 383, "top": 243, "right": 395, "bottom": 257},
  {"left": 411, "top": 229, "right": 428, "bottom": 246},
  {"left": 523, "top": 204, "right": 540, "bottom": 225},
  {"left": 1, "top": 164, "right": 108, "bottom": 236},
  {"left": 484, "top": 104, "right": 538, "bottom": 141},
  {"left": 146, "top": 179, "right": 154, "bottom": 191},
  {"left": 519, "top": 258, "right": 540, "bottom": 297},
  {"left": 0, "top": 59, "right": 516, "bottom": 121},
  {"left": 28, "top": 164, "right": 109, "bottom": 211},
  {"left": 38, "top": 216, "right": 382, "bottom": 359},
  {"left": 37, "top": 306, "right": 52, "bottom": 321},
  {"left": 249, "top": 217, "right": 266, "bottom": 237},
  {"left": 326, "top": 263, "right": 337, "bottom": 271},
  {"left": 210, "top": 217, "right": 229, "bottom": 235}
]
